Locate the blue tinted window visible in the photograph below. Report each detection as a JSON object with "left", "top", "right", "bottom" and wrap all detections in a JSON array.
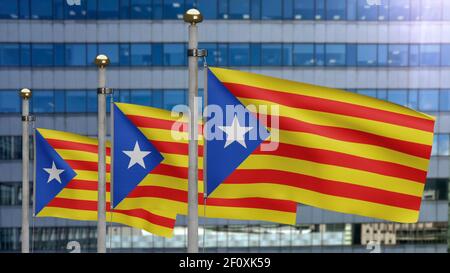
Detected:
[
  {"left": 326, "top": 0, "right": 346, "bottom": 20},
  {"left": 283, "top": 44, "right": 293, "bottom": 66},
  {"left": 87, "top": 44, "right": 97, "bottom": 65},
  {"left": 131, "top": 44, "right": 152, "bottom": 66},
  {"left": 346, "top": 0, "right": 357, "bottom": 20},
  {"left": 54, "top": 0, "right": 64, "bottom": 19},
  {"left": 217, "top": 44, "right": 228, "bottom": 66},
  {"left": 32, "top": 44, "right": 53, "bottom": 66},
  {"left": 86, "top": 0, "right": 98, "bottom": 19},
  {"left": 440, "top": 90, "right": 450, "bottom": 111},
  {"left": 419, "top": 90, "right": 439, "bottom": 111},
  {"left": 65, "top": 44, "right": 86, "bottom": 66},
  {"left": 444, "top": 1, "right": 450, "bottom": 20},
  {"left": 66, "top": 90, "right": 87, "bottom": 112},
  {"left": 387, "top": 90, "right": 408, "bottom": 106},
  {"left": 163, "top": 0, "right": 184, "bottom": 19},
  {"left": 250, "top": 43, "right": 261, "bottom": 66},
  {"left": 130, "top": 90, "right": 152, "bottom": 106},
  {"left": 120, "top": 0, "right": 130, "bottom": 19},
  {"left": 261, "top": 0, "right": 282, "bottom": 19},
  {"left": 441, "top": 45, "right": 450, "bottom": 66},
  {"left": 326, "top": 44, "right": 346, "bottom": 66},
  {"left": 119, "top": 90, "right": 130, "bottom": 103},
  {"left": 294, "top": 0, "right": 314, "bottom": 20},
  {"left": 0, "top": 44, "right": 20, "bottom": 66},
  {"left": 152, "top": 43, "right": 163, "bottom": 65},
  {"left": 217, "top": 0, "right": 228, "bottom": 19},
  {"left": 153, "top": 0, "right": 163, "bottom": 19},
  {"left": 283, "top": 0, "right": 293, "bottom": 19},
  {"left": 229, "top": 44, "right": 250, "bottom": 66},
  {"left": 30, "top": 0, "right": 52, "bottom": 19},
  {"left": 346, "top": 44, "right": 357, "bottom": 66},
  {"left": 198, "top": 0, "right": 217, "bottom": 19},
  {"left": 65, "top": 0, "right": 87, "bottom": 19},
  {"left": 20, "top": 44, "right": 30, "bottom": 66},
  {"left": 357, "top": 89, "right": 377, "bottom": 98},
  {"left": 316, "top": 44, "right": 325, "bottom": 66},
  {"left": 438, "top": 134, "right": 449, "bottom": 156},
  {"left": 33, "top": 90, "right": 54, "bottom": 113},
  {"left": 54, "top": 44, "right": 64, "bottom": 66},
  {"left": 378, "top": 0, "right": 389, "bottom": 21},
  {"left": 389, "top": 0, "right": 410, "bottom": 21},
  {"left": 420, "top": 45, "right": 440, "bottom": 66},
  {"left": 152, "top": 90, "right": 163, "bottom": 108},
  {"left": 0, "top": 0, "right": 19, "bottom": 19},
  {"left": 98, "top": 0, "right": 119, "bottom": 19},
  {"left": 164, "top": 90, "right": 185, "bottom": 110},
  {"left": 130, "top": 0, "right": 152, "bottom": 19},
  {"left": 261, "top": 44, "right": 282, "bottom": 66},
  {"left": 421, "top": 0, "right": 442, "bottom": 20},
  {"left": 378, "top": 44, "right": 387, "bottom": 66},
  {"left": 388, "top": 45, "right": 408, "bottom": 66},
  {"left": 357, "top": 45, "right": 377, "bottom": 66},
  {"left": 119, "top": 44, "right": 130, "bottom": 66},
  {"left": 199, "top": 43, "right": 217, "bottom": 66},
  {"left": 19, "top": 0, "right": 30, "bottom": 19},
  {"left": 87, "top": 91, "right": 97, "bottom": 113},
  {"left": 98, "top": 44, "right": 119, "bottom": 65},
  {"left": 229, "top": 0, "right": 250, "bottom": 19},
  {"left": 315, "top": 0, "right": 325, "bottom": 20},
  {"left": 409, "top": 44, "right": 419, "bottom": 66},
  {"left": 163, "top": 44, "right": 185, "bottom": 66},
  {"left": 54, "top": 90, "right": 65, "bottom": 112},
  {"left": 250, "top": 0, "right": 261, "bottom": 19},
  {"left": 0, "top": 91, "right": 20, "bottom": 112},
  {"left": 357, "top": 0, "right": 377, "bottom": 20},
  {"left": 408, "top": 90, "right": 418, "bottom": 109},
  {"left": 377, "top": 89, "right": 387, "bottom": 100}
]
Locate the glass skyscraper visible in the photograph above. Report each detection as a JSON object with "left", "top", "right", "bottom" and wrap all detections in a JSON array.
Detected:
[{"left": 0, "top": 0, "right": 448, "bottom": 252}]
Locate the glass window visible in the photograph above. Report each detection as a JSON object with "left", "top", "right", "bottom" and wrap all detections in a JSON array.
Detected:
[
  {"left": 98, "top": 44, "right": 119, "bottom": 65},
  {"left": 410, "top": 0, "right": 420, "bottom": 20},
  {"left": 357, "top": 89, "right": 377, "bottom": 98},
  {"left": 118, "top": 90, "right": 130, "bottom": 103},
  {"left": 261, "top": 44, "right": 282, "bottom": 66},
  {"left": 30, "top": 0, "right": 52, "bottom": 19},
  {"left": 420, "top": 45, "right": 440, "bottom": 66},
  {"left": 119, "top": 44, "right": 130, "bottom": 66},
  {"left": 153, "top": 0, "right": 163, "bottom": 19},
  {"left": 54, "top": 44, "right": 65, "bottom": 66},
  {"left": 120, "top": 0, "right": 130, "bottom": 19},
  {"left": 66, "top": 91, "right": 87, "bottom": 113},
  {"left": 229, "top": 0, "right": 250, "bottom": 19},
  {"left": 32, "top": 90, "right": 54, "bottom": 113},
  {"left": 378, "top": 44, "right": 387, "bottom": 66},
  {"left": 217, "top": 44, "right": 228, "bottom": 66},
  {"left": 65, "top": 44, "right": 86, "bottom": 66},
  {"left": 378, "top": 0, "right": 389, "bottom": 21},
  {"left": 20, "top": 44, "right": 30, "bottom": 66},
  {"left": 54, "top": 90, "right": 65, "bottom": 112},
  {"left": 130, "top": 90, "right": 152, "bottom": 106},
  {"left": 130, "top": 0, "right": 152, "bottom": 19},
  {"left": 316, "top": 44, "right": 325, "bottom": 66},
  {"left": 326, "top": 0, "right": 346, "bottom": 20},
  {"left": 421, "top": 0, "right": 442, "bottom": 20},
  {"left": 0, "top": 0, "right": 19, "bottom": 19},
  {"left": 283, "top": 44, "right": 293, "bottom": 66},
  {"left": 31, "top": 44, "right": 53, "bottom": 66},
  {"left": 19, "top": 0, "right": 30, "bottom": 19},
  {"left": 441, "top": 45, "right": 450, "bottom": 67},
  {"left": 163, "top": 0, "right": 184, "bottom": 19},
  {"left": 419, "top": 90, "right": 439, "bottom": 111},
  {"left": 87, "top": 91, "right": 97, "bottom": 113},
  {"left": 86, "top": 0, "right": 98, "bottom": 19},
  {"left": 326, "top": 44, "right": 346, "bottom": 66},
  {"left": 163, "top": 44, "right": 185, "bottom": 66},
  {"left": 409, "top": 44, "right": 419, "bottom": 66},
  {"left": 387, "top": 90, "right": 408, "bottom": 107},
  {"left": 431, "top": 134, "right": 438, "bottom": 156},
  {"left": 315, "top": 0, "right": 325, "bottom": 20},
  {"left": 357, "top": 0, "right": 377, "bottom": 20},
  {"left": 346, "top": 44, "right": 357, "bottom": 66},
  {"left": 389, "top": 0, "right": 410, "bottom": 21},
  {"left": 346, "top": 0, "right": 357, "bottom": 20},
  {"left": 377, "top": 89, "right": 387, "bottom": 100},
  {"left": 0, "top": 44, "right": 20, "bottom": 66},
  {"left": 283, "top": 0, "right": 293, "bottom": 19},
  {"left": 164, "top": 90, "right": 185, "bottom": 110},
  {"left": 438, "top": 134, "right": 449, "bottom": 156},
  {"left": 250, "top": 43, "right": 261, "bottom": 66},
  {"left": 152, "top": 90, "right": 163, "bottom": 108},
  {"left": 86, "top": 44, "right": 97, "bottom": 66},
  {"left": 444, "top": 1, "right": 450, "bottom": 20},
  {"left": 229, "top": 44, "right": 250, "bottom": 66},
  {"left": 199, "top": 43, "right": 217, "bottom": 66},
  {"left": 198, "top": 0, "right": 217, "bottom": 19},
  {"left": 357, "top": 44, "right": 377, "bottom": 66},
  {"left": 388, "top": 44, "right": 408, "bottom": 66},
  {"left": 261, "top": 0, "right": 282, "bottom": 19},
  {"left": 218, "top": 0, "right": 228, "bottom": 19},
  {"left": 65, "top": 0, "right": 87, "bottom": 19},
  {"left": 0, "top": 91, "right": 20, "bottom": 112},
  {"left": 408, "top": 90, "right": 418, "bottom": 109},
  {"left": 250, "top": 0, "right": 261, "bottom": 19},
  {"left": 98, "top": 0, "right": 120, "bottom": 19},
  {"left": 152, "top": 43, "right": 163, "bottom": 65},
  {"left": 294, "top": 0, "right": 314, "bottom": 20},
  {"left": 131, "top": 44, "right": 152, "bottom": 66},
  {"left": 439, "top": 90, "right": 450, "bottom": 111}
]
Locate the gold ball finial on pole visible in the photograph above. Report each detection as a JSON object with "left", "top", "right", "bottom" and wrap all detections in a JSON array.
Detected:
[
  {"left": 19, "top": 88, "right": 32, "bottom": 99},
  {"left": 94, "top": 54, "right": 110, "bottom": 68},
  {"left": 183, "top": 8, "right": 203, "bottom": 25}
]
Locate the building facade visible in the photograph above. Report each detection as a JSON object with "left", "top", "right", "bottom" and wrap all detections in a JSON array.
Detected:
[{"left": 0, "top": 0, "right": 448, "bottom": 252}]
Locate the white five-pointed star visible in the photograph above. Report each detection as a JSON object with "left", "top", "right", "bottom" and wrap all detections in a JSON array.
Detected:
[
  {"left": 123, "top": 141, "right": 151, "bottom": 169},
  {"left": 43, "top": 161, "right": 65, "bottom": 184},
  {"left": 218, "top": 115, "right": 253, "bottom": 148}
]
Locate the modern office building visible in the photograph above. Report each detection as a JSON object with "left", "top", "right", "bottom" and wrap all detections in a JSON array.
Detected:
[{"left": 0, "top": 0, "right": 448, "bottom": 252}]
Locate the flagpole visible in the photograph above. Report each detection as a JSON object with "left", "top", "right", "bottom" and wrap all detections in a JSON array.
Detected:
[
  {"left": 95, "top": 54, "right": 110, "bottom": 253},
  {"left": 20, "top": 88, "right": 32, "bottom": 253},
  {"left": 184, "top": 8, "right": 203, "bottom": 253}
]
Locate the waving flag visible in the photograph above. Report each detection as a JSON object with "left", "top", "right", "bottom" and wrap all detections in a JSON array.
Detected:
[
  {"left": 35, "top": 128, "right": 176, "bottom": 237},
  {"left": 207, "top": 67, "right": 435, "bottom": 223},
  {"left": 112, "top": 102, "right": 297, "bottom": 225}
]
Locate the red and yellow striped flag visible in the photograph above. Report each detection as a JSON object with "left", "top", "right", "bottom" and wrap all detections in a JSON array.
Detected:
[
  {"left": 113, "top": 103, "right": 298, "bottom": 225},
  {"left": 208, "top": 67, "right": 435, "bottom": 223},
  {"left": 36, "top": 128, "right": 177, "bottom": 237}
]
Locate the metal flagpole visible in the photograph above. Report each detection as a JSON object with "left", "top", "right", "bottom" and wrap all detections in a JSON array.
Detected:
[
  {"left": 108, "top": 89, "right": 115, "bottom": 253},
  {"left": 184, "top": 8, "right": 203, "bottom": 253},
  {"left": 31, "top": 117, "right": 37, "bottom": 253},
  {"left": 95, "top": 54, "right": 111, "bottom": 253},
  {"left": 20, "top": 88, "right": 32, "bottom": 253},
  {"left": 202, "top": 57, "right": 208, "bottom": 253}
]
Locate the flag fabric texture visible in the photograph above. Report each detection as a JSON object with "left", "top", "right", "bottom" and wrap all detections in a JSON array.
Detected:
[
  {"left": 112, "top": 102, "right": 298, "bottom": 225},
  {"left": 207, "top": 67, "right": 435, "bottom": 223},
  {"left": 35, "top": 128, "right": 176, "bottom": 237}
]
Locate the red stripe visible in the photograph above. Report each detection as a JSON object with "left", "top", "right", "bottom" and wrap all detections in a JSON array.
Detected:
[
  {"left": 65, "top": 160, "right": 110, "bottom": 172},
  {"left": 65, "top": 179, "right": 111, "bottom": 192},
  {"left": 127, "top": 185, "right": 297, "bottom": 213},
  {"left": 224, "top": 82, "right": 435, "bottom": 132},
  {"left": 46, "top": 198, "right": 175, "bottom": 228},
  {"left": 46, "top": 138, "right": 111, "bottom": 156},
  {"left": 224, "top": 169, "right": 422, "bottom": 211},
  {"left": 126, "top": 115, "right": 203, "bottom": 133}
]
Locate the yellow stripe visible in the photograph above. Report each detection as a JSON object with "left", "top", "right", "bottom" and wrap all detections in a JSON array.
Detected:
[
  {"left": 240, "top": 97, "right": 434, "bottom": 146},
  {"left": 116, "top": 102, "right": 187, "bottom": 123},
  {"left": 56, "top": 188, "right": 111, "bottom": 202},
  {"left": 111, "top": 213, "right": 174, "bottom": 238},
  {"left": 209, "top": 67, "right": 435, "bottom": 121},
  {"left": 138, "top": 127, "right": 204, "bottom": 145},
  {"left": 55, "top": 149, "right": 111, "bottom": 164},
  {"left": 72, "top": 170, "right": 110, "bottom": 182},
  {"left": 38, "top": 128, "right": 98, "bottom": 145}
]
